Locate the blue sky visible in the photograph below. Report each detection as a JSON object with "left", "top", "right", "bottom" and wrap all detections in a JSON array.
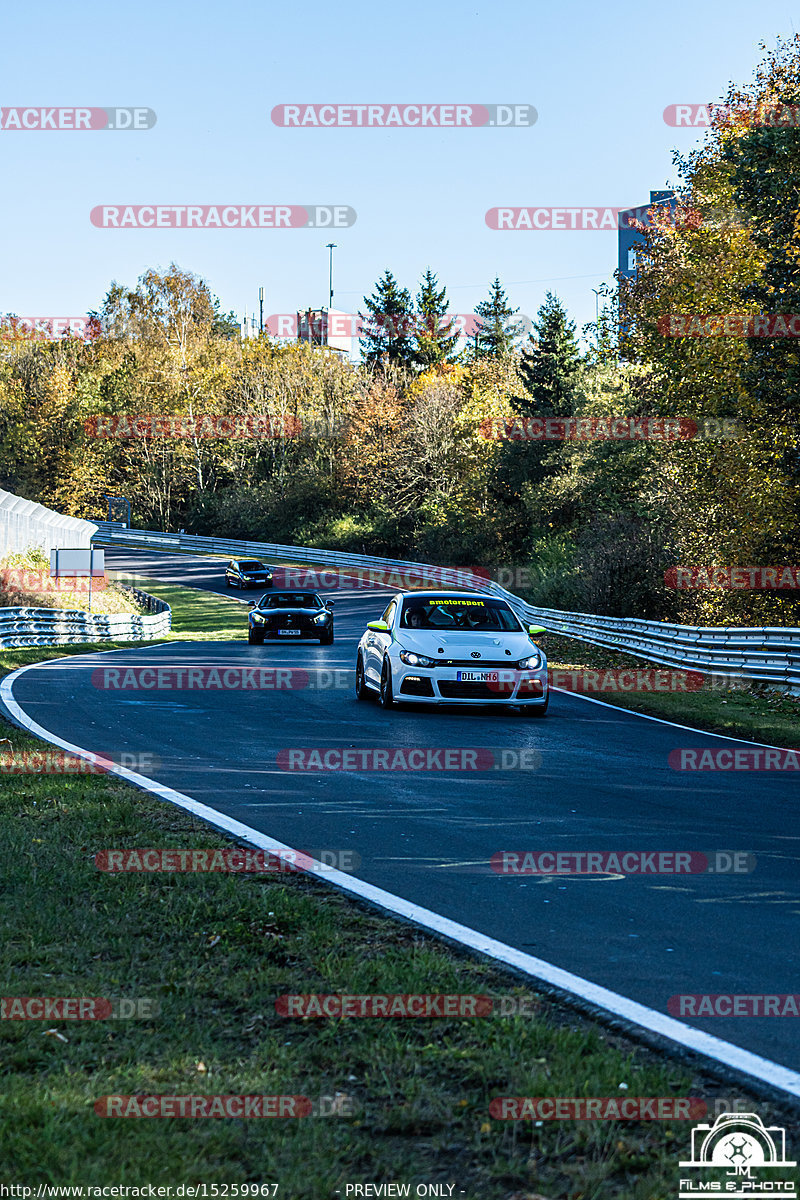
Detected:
[{"left": 1, "top": 0, "right": 797, "bottom": 345}]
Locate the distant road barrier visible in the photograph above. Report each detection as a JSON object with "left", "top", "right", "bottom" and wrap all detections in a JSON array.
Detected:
[{"left": 0, "top": 585, "right": 170, "bottom": 649}]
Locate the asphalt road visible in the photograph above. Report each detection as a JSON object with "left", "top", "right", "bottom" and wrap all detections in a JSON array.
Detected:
[{"left": 5, "top": 548, "right": 798, "bottom": 1072}]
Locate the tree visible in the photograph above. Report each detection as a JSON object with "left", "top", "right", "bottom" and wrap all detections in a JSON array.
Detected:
[
  {"left": 359, "top": 271, "right": 414, "bottom": 368},
  {"left": 474, "top": 277, "right": 522, "bottom": 357},
  {"left": 212, "top": 298, "right": 241, "bottom": 340},
  {"left": 413, "top": 269, "right": 460, "bottom": 368},
  {"left": 519, "top": 292, "right": 583, "bottom": 416}
]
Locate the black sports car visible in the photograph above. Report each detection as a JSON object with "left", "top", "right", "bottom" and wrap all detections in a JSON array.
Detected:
[
  {"left": 248, "top": 591, "right": 335, "bottom": 644},
  {"left": 225, "top": 559, "right": 273, "bottom": 589}
]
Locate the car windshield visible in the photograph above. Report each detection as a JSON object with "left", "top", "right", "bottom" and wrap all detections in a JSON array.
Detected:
[
  {"left": 240, "top": 561, "right": 266, "bottom": 570},
  {"left": 262, "top": 592, "right": 321, "bottom": 608},
  {"left": 400, "top": 596, "right": 522, "bottom": 632}
]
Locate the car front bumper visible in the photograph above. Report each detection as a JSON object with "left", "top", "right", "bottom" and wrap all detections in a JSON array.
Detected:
[{"left": 392, "top": 663, "right": 548, "bottom": 706}]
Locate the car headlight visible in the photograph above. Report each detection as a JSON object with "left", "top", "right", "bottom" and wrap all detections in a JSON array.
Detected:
[
  {"left": 517, "top": 652, "right": 543, "bottom": 670},
  {"left": 399, "top": 650, "right": 436, "bottom": 667},
  {"left": 313, "top": 612, "right": 331, "bottom": 624}
]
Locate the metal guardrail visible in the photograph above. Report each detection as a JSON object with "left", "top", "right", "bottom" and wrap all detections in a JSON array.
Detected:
[
  {"left": 91, "top": 522, "right": 800, "bottom": 693},
  {"left": 0, "top": 585, "right": 171, "bottom": 649}
]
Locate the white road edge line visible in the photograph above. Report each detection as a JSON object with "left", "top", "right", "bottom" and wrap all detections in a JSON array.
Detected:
[
  {"left": 551, "top": 687, "right": 799, "bottom": 748},
  {"left": 2, "top": 656, "right": 799, "bottom": 1101}
]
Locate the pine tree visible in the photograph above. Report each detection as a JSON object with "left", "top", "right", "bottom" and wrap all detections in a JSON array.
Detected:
[
  {"left": 519, "top": 292, "right": 582, "bottom": 415},
  {"left": 474, "top": 277, "right": 522, "bottom": 357},
  {"left": 413, "top": 268, "right": 461, "bottom": 368},
  {"left": 359, "top": 271, "right": 414, "bottom": 369}
]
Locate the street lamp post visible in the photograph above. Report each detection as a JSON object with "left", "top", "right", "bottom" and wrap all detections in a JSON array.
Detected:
[
  {"left": 259, "top": 286, "right": 264, "bottom": 334},
  {"left": 326, "top": 243, "right": 337, "bottom": 309}
]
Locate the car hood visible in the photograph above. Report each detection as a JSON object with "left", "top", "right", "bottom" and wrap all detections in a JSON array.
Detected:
[
  {"left": 395, "top": 631, "right": 537, "bottom": 657},
  {"left": 259, "top": 606, "right": 325, "bottom": 615}
]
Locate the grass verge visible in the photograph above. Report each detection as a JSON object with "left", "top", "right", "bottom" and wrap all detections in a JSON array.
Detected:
[
  {"left": 0, "top": 730, "right": 797, "bottom": 1195},
  {"left": 542, "top": 633, "right": 800, "bottom": 750}
]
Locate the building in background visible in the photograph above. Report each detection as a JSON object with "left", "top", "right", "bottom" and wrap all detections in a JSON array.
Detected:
[
  {"left": 297, "top": 308, "right": 352, "bottom": 355},
  {"left": 618, "top": 190, "right": 677, "bottom": 279}
]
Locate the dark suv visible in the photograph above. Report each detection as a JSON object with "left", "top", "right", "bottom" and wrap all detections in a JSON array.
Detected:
[{"left": 225, "top": 559, "right": 273, "bottom": 590}]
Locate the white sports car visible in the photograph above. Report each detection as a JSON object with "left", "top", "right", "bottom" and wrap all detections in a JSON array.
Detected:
[{"left": 355, "top": 591, "right": 548, "bottom": 715}]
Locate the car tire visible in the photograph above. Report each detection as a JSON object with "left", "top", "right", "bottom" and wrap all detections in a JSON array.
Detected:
[
  {"left": 378, "top": 658, "right": 395, "bottom": 709},
  {"left": 248, "top": 627, "right": 264, "bottom": 645},
  {"left": 225, "top": 578, "right": 233, "bottom": 588},
  {"left": 355, "top": 653, "right": 369, "bottom": 700},
  {"left": 520, "top": 697, "right": 548, "bottom": 717}
]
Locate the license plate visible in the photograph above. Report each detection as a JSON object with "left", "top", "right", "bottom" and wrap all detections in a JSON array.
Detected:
[
  {"left": 456, "top": 670, "right": 498, "bottom": 682},
  {"left": 278, "top": 629, "right": 302, "bottom": 636}
]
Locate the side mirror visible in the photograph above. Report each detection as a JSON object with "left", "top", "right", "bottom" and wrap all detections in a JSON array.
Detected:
[
  {"left": 327, "top": 600, "right": 335, "bottom": 607},
  {"left": 528, "top": 624, "right": 546, "bottom": 637},
  {"left": 367, "top": 619, "right": 389, "bottom": 633},
  {"left": 248, "top": 602, "right": 256, "bottom": 610}
]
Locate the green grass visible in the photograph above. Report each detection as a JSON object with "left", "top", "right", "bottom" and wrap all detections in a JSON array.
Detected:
[
  {"left": 1, "top": 723, "right": 797, "bottom": 1195},
  {"left": 1, "top": 581, "right": 799, "bottom": 1194},
  {"left": 543, "top": 633, "right": 800, "bottom": 749}
]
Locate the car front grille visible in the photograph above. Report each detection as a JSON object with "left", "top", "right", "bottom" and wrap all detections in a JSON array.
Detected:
[
  {"left": 265, "top": 614, "right": 316, "bottom": 631},
  {"left": 434, "top": 658, "right": 516, "bottom": 668},
  {"left": 437, "top": 681, "right": 510, "bottom": 700}
]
